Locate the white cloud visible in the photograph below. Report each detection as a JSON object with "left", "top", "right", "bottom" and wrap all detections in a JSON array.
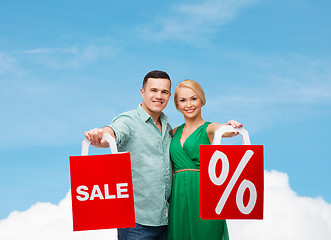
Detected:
[
  {"left": 0, "top": 192, "right": 118, "bottom": 240},
  {"left": 0, "top": 52, "right": 26, "bottom": 76},
  {"left": 0, "top": 52, "right": 17, "bottom": 74},
  {"left": 208, "top": 53, "right": 331, "bottom": 104},
  {"left": 0, "top": 43, "right": 120, "bottom": 148},
  {"left": 137, "top": 0, "right": 257, "bottom": 43},
  {"left": 201, "top": 53, "right": 331, "bottom": 134},
  {"left": 1, "top": 170, "right": 330, "bottom": 240},
  {"left": 227, "top": 170, "right": 331, "bottom": 240},
  {"left": 19, "top": 43, "right": 117, "bottom": 69},
  {"left": 176, "top": 0, "right": 256, "bottom": 21}
]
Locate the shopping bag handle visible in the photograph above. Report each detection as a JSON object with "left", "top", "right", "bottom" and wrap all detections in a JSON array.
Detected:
[
  {"left": 212, "top": 125, "right": 251, "bottom": 145},
  {"left": 81, "top": 134, "right": 118, "bottom": 156}
]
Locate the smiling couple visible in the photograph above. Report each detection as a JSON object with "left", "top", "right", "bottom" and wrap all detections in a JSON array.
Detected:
[{"left": 84, "top": 70, "right": 242, "bottom": 240}]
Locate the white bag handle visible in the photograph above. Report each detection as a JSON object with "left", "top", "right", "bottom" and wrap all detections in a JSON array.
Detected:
[
  {"left": 212, "top": 125, "right": 251, "bottom": 145},
  {"left": 81, "top": 134, "right": 118, "bottom": 156}
]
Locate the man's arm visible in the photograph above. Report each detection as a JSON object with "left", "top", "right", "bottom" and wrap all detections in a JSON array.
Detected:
[{"left": 84, "top": 126, "right": 116, "bottom": 148}]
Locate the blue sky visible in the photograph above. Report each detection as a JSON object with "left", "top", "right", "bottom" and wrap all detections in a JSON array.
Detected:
[{"left": 0, "top": 0, "right": 330, "bottom": 223}]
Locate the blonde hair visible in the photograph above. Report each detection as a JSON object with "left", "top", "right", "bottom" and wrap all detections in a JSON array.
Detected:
[{"left": 174, "top": 79, "right": 206, "bottom": 109}]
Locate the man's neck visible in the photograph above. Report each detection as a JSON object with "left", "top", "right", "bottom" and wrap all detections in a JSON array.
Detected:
[{"left": 141, "top": 104, "right": 162, "bottom": 124}]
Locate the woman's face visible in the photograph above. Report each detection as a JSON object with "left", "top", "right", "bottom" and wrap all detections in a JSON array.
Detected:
[{"left": 176, "top": 87, "right": 203, "bottom": 119}]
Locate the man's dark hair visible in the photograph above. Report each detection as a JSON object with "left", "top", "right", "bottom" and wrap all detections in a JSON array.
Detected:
[{"left": 142, "top": 70, "right": 171, "bottom": 89}]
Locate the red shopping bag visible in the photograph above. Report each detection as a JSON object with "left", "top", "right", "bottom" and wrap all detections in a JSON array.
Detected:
[
  {"left": 69, "top": 134, "right": 135, "bottom": 231},
  {"left": 200, "top": 126, "right": 264, "bottom": 219}
]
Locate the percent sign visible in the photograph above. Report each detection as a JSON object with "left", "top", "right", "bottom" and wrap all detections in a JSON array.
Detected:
[{"left": 208, "top": 150, "right": 257, "bottom": 215}]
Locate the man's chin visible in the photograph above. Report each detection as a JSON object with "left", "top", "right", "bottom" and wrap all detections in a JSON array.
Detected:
[
  {"left": 152, "top": 105, "right": 167, "bottom": 113},
  {"left": 142, "top": 103, "right": 168, "bottom": 115}
]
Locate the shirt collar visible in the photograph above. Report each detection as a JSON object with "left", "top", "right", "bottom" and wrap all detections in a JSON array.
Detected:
[{"left": 137, "top": 104, "right": 168, "bottom": 124}]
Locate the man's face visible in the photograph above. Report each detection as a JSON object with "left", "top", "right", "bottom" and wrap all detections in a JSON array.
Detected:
[{"left": 140, "top": 78, "right": 171, "bottom": 117}]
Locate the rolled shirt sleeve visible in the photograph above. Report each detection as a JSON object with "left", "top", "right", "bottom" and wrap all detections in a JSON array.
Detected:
[{"left": 110, "top": 114, "right": 133, "bottom": 148}]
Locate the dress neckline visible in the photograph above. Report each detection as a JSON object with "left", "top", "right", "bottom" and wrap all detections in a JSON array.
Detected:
[{"left": 179, "top": 122, "right": 208, "bottom": 148}]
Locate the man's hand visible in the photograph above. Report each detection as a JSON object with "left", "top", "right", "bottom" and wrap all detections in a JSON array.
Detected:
[{"left": 84, "top": 128, "right": 111, "bottom": 148}]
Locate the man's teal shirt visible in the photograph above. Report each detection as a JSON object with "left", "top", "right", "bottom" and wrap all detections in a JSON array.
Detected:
[{"left": 110, "top": 105, "right": 172, "bottom": 226}]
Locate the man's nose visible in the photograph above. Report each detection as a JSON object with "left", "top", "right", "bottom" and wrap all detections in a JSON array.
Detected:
[{"left": 156, "top": 91, "right": 162, "bottom": 99}]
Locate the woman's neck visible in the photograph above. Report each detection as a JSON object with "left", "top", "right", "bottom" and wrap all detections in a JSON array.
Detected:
[{"left": 184, "top": 116, "right": 205, "bottom": 129}]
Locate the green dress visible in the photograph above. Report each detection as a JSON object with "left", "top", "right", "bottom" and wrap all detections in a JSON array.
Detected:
[{"left": 168, "top": 122, "right": 229, "bottom": 240}]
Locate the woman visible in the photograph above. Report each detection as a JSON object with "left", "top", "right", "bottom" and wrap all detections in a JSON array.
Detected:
[{"left": 167, "top": 80, "right": 242, "bottom": 240}]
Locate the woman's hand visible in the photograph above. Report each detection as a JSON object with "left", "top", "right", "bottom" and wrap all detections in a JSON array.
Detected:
[
  {"left": 224, "top": 120, "right": 243, "bottom": 137},
  {"left": 228, "top": 120, "right": 243, "bottom": 128}
]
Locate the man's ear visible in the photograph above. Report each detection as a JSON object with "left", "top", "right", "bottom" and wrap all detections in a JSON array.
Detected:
[{"left": 140, "top": 88, "right": 144, "bottom": 97}]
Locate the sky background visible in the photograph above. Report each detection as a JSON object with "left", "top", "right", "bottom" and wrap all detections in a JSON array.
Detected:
[{"left": 1, "top": 0, "right": 330, "bottom": 239}]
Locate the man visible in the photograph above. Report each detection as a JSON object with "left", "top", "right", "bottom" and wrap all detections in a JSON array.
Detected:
[{"left": 85, "top": 70, "right": 172, "bottom": 240}]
